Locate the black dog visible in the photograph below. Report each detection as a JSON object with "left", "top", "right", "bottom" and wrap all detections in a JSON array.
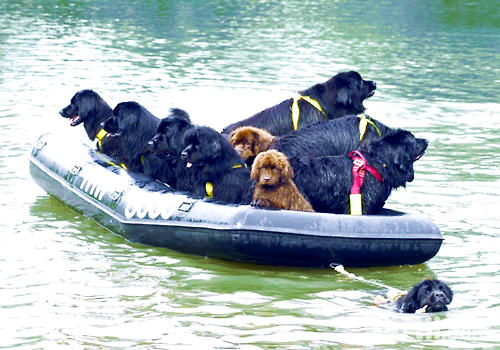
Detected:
[
  {"left": 290, "top": 129, "right": 428, "bottom": 214},
  {"left": 396, "top": 279, "right": 453, "bottom": 313},
  {"left": 222, "top": 71, "right": 376, "bottom": 136},
  {"left": 272, "top": 115, "right": 392, "bottom": 161},
  {"left": 180, "top": 126, "right": 253, "bottom": 204},
  {"left": 59, "top": 89, "right": 122, "bottom": 157},
  {"left": 101, "top": 101, "right": 166, "bottom": 180},
  {"left": 146, "top": 108, "right": 195, "bottom": 190}
]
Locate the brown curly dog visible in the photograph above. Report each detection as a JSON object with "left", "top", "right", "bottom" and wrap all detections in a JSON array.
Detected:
[
  {"left": 251, "top": 150, "right": 314, "bottom": 212},
  {"left": 229, "top": 126, "right": 275, "bottom": 167}
]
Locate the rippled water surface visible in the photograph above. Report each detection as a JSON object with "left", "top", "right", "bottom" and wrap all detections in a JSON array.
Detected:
[{"left": 1, "top": 0, "right": 499, "bottom": 348}]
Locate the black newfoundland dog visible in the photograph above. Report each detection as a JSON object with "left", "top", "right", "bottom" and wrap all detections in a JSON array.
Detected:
[
  {"left": 180, "top": 126, "right": 253, "bottom": 204},
  {"left": 59, "top": 89, "right": 122, "bottom": 157},
  {"left": 101, "top": 101, "right": 169, "bottom": 182},
  {"left": 271, "top": 115, "right": 392, "bottom": 161},
  {"left": 396, "top": 279, "right": 453, "bottom": 313},
  {"left": 222, "top": 71, "right": 376, "bottom": 136},
  {"left": 290, "top": 129, "right": 428, "bottom": 214},
  {"left": 145, "top": 108, "right": 195, "bottom": 190}
]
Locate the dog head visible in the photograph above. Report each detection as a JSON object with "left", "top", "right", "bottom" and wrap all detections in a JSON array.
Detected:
[
  {"left": 365, "top": 129, "right": 428, "bottom": 188},
  {"left": 251, "top": 150, "right": 293, "bottom": 187},
  {"left": 181, "top": 126, "right": 225, "bottom": 165},
  {"left": 146, "top": 108, "right": 192, "bottom": 159},
  {"left": 59, "top": 89, "right": 112, "bottom": 139},
  {"left": 400, "top": 279, "right": 453, "bottom": 313},
  {"left": 229, "top": 126, "right": 275, "bottom": 164},
  {"left": 307, "top": 71, "right": 376, "bottom": 118}
]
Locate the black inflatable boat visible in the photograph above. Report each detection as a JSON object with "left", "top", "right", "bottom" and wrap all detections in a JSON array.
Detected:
[{"left": 29, "top": 133, "right": 443, "bottom": 268}]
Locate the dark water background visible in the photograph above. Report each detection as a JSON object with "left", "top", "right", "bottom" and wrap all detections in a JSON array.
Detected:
[{"left": 1, "top": 0, "right": 499, "bottom": 348}]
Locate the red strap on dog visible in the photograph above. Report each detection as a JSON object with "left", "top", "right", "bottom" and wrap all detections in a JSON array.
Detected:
[{"left": 350, "top": 150, "right": 383, "bottom": 194}]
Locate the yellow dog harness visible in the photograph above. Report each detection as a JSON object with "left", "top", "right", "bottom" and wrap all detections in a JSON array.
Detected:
[
  {"left": 94, "top": 129, "right": 128, "bottom": 170},
  {"left": 205, "top": 164, "right": 246, "bottom": 199},
  {"left": 358, "top": 113, "right": 381, "bottom": 141},
  {"left": 291, "top": 94, "right": 327, "bottom": 131}
]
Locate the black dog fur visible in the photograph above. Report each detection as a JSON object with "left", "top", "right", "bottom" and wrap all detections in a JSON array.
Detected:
[
  {"left": 145, "top": 108, "right": 196, "bottom": 190},
  {"left": 180, "top": 126, "right": 253, "bottom": 204},
  {"left": 271, "top": 115, "right": 392, "bottom": 161},
  {"left": 290, "top": 129, "right": 428, "bottom": 214},
  {"left": 59, "top": 89, "right": 123, "bottom": 157},
  {"left": 222, "top": 71, "right": 376, "bottom": 136},
  {"left": 101, "top": 101, "right": 168, "bottom": 182},
  {"left": 396, "top": 279, "right": 453, "bottom": 313}
]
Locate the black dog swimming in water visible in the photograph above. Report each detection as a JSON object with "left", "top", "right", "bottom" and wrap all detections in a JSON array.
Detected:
[
  {"left": 222, "top": 71, "right": 376, "bottom": 137},
  {"left": 395, "top": 279, "right": 453, "bottom": 313}
]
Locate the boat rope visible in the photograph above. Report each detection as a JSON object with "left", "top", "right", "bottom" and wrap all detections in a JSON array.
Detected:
[{"left": 330, "top": 263, "right": 406, "bottom": 301}]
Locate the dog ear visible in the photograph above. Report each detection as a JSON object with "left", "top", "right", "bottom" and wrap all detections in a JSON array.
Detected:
[
  {"left": 440, "top": 281, "right": 453, "bottom": 303},
  {"left": 207, "top": 140, "right": 221, "bottom": 158},
  {"left": 281, "top": 161, "right": 293, "bottom": 180},
  {"left": 336, "top": 88, "right": 352, "bottom": 105},
  {"left": 250, "top": 160, "right": 260, "bottom": 180}
]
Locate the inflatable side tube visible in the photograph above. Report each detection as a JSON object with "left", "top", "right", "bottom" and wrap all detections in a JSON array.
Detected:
[{"left": 29, "top": 133, "right": 443, "bottom": 267}]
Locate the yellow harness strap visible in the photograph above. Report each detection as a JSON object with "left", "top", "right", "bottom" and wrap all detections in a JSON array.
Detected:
[
  {"left": 96, "top": 129, "right": 128, "bottom": 169},
  {"left": 205, "top": 164, "right": 246, "bottom": 198},
  {"left": 358, "top": 113, "right": 381, "bottom": 141},
  {"left": 95, "top": 129, "right": 108, "bottom": 150},
  {"left": 106, "top": 161, "right": 128, "bottom": 170},
  {"left": 291, "top": 94, "right": 327, "bottom": 131},
  {"left": 205, "top": 182, "right": 214, "bottom": 199}
]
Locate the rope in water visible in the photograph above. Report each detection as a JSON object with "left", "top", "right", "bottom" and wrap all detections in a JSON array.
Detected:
[{"left": 330, "top": 263, "right": 405, "bottom": 300}]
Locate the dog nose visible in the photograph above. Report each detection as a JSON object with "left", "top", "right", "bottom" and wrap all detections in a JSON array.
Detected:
[
  {"left": 433, "top": 291, "right": 445, "bottom": 300},
  {"left": 180, "top": 151, "right": 188, "bottom": 160},
  {"left": 59, "top": 109, "right": 65, "bottom": 116},
  {"left": 263, "top": 176, "right": 271, "bottom": 182}
]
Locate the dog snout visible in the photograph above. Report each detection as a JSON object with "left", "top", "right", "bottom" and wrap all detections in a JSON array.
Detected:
[
  {"left": 59, "top": 109, "right": 65, "bottom": 117},
  {"left": 263, "top": 175, "right": 271, "bottom": 182},
  {"left": 433, "top": 291, "right": 445, "bottom": 300},
  {"left": 180, "top": 151, "right": 188, "bottom": 160}
]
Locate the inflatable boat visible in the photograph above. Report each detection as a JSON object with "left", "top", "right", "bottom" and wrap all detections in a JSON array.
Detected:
[{"left": 29, "top": 133, "right": 443, "bottom": 268}]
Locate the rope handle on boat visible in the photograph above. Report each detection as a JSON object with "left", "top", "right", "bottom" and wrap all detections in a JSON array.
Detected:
[{"left": 330, "top": 263, "right": 406, "bottom": 302}]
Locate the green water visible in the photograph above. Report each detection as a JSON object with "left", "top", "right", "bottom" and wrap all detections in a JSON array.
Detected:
[{"left": 1, "top": 0, "right": 499, "bottom": 348}]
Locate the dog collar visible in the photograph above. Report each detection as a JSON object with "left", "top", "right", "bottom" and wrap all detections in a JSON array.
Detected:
[
  {"left": 349, "top": 150, "right": 383, "bottom": 215},
  {"left": 358, "top": 113, "right": 381, "bottom": 141},
  {"left": 291, "top": 93, "right": 326, "bottom": 131},
  {"left": 95, "top": 129, "right": 108, "bottom": 151},
  {"left": 205, "top": 164, "right": 246, "bottom": 199}
]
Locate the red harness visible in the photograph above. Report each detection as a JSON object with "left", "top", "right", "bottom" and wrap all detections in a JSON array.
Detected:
[
  {"left": 350, "top": 150, "right": 383, "bottom": 194},
  {"left": 349, "top": 151, "right": 383, "bottom": 215}
]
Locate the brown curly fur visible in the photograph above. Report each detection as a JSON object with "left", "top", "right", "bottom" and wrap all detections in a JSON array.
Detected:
[
  {"left": 229, "top": 126, "right": 275, "bottom": 167},
  {"left": 251, "top": 150, "right": 314, "bottom": 212}
]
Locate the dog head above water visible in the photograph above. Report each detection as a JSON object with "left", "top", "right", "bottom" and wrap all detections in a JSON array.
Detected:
[
  {"left": 304, "top": 71, "right": 377, "bottom": 118},
  {"left": 251, "top": 149, "right": 293, "bottom": 187},
  {"left": 397, "top": 279, "right": 453, "bottom": 313},
  {"left": 146, "top": 108, "right": 192, "bottom": 159},
  {"left": 59, "top": 89, "right": 112, "bottom": 139},
  {"left": 229, "top": 126, "right": 275, "bottom": 165}
]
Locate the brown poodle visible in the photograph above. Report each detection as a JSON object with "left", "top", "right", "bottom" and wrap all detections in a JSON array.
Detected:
[
  {"left": 229, "top": 126, "right": 275, "bottom": 167},
  {"left": 251, "top": 150, "right": 314, "bottom": 212}
]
